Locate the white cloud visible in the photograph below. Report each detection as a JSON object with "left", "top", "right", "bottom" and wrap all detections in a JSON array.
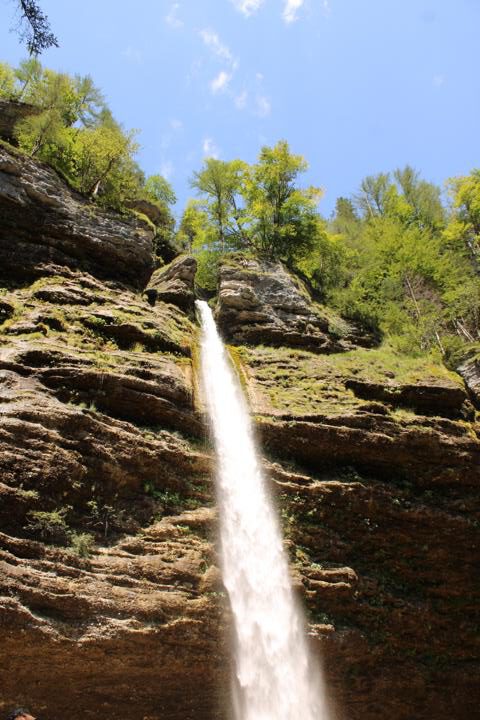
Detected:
[
  {"left": 200, "top": 29, "right": 235, "bottom": 66},
  {"left": 230, "top": 0, "right": 264, "bottom": 17},
  {"left": 322, "top": 0, "right": 331, "bottom": 16},
  {"left": 235, "top": 89, "right": 248, "bottom": 109},
  {"left": 433, "top": 74, "right": 445, "bottom": 88},
  {"left": 165, "top": 3, "right": 183, "bottom": 29},
  {"left": 203, "top": 137, "right": 220, "bottom": 158},
  {"left": 282, "top": 0, "right": 304, "bottom": 24},
  {"left": 170, "top": 118, "right": 183, "bottom": 130},
  {"left": 211, "top": 70, "right": 231, "bottom": 93},
  {"left": 255, "top": 95, "right": 271, "bottom": 117},
  {"left": 160, "top": 161, "right": 174, "bottom": 180}
]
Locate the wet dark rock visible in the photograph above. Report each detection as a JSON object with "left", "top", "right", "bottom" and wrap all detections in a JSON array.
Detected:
[
  {"left": 0, "top": 298, "right": 15, "bottom": 324},
  {"left": 457, "top": 356, "right": 480, "bottom": 408}
]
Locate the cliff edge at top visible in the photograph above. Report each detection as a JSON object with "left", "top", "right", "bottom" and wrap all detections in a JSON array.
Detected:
[{"left": 0, "top": 144, "right": 155, "bottom": 289}]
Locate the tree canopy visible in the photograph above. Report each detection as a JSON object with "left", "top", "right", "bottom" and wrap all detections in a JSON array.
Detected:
[
  {"left": 190, "top": 141, "right": 323, "bottom": 264},
  {"left": 185, "top": 153, "right": 480, "bottom": 360},
  {"left": 327, "top": 166, "right": 480, "bottom": 357}
]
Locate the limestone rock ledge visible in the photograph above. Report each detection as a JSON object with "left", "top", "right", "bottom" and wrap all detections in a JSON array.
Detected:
[
  {"left": 146, "top": 256, "right": 197, "bottom": 313},
  {"left": 0, "top": 99, "right": 40, "bottom": 144},
  {"left": 215, "top": 256, "right": 370, "bottom": 352},
  {"left": 458, "top": 354, "right": 480, "bottom": 407},
  {"left": 0, "top": 144, "right": 154, "bottom": 288}
]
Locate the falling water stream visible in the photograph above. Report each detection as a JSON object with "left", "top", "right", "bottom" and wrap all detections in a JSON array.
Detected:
[{"left": 196, "top": 300, "right": 331, "bottom": 720}]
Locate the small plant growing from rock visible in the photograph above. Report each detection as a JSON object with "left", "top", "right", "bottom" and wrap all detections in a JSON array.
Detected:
[
  {"left": 86, "top": 499, "right": 116, "bottom": 538},
  {"left": 26, "top": 507, "right": 71, "bottom": 544},
  {"left": 69, "top": 531, "right": 95, "bottom": 557},
  {"left": 144, "top": 483, "right": 183, "bottom": 507}
]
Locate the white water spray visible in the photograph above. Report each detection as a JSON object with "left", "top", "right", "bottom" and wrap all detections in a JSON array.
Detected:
[{"left": 196, "top": 300, "right": 331, "bottom": 720}]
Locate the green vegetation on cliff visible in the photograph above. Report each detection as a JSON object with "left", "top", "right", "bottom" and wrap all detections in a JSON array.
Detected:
[
  {"left": 1, "top": 55, "right": 479, "bottom": 363},
  {"left": 0, "top": 58, "right": 177, "bottom": 259},
  {"left": 185, "top": 147, "right": 479, "bottom": 363}
]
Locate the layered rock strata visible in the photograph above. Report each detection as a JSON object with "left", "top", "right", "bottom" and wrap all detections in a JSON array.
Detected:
[
  {"left": 0, "top": 149, "right": 479, "bottom": 720},
  {"left": 146, "top": 255, "right": 197, "bottom": 313},
  {"left": 215, "top": 256, "right": 372, "bottom": 352},
  {"left": 0, "top": 145, "right": 154, "bottom": 288}
]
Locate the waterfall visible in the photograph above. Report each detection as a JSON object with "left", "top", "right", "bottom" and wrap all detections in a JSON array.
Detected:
[{"left": 196, "top": 300, "right": 331, "bottom": 720}]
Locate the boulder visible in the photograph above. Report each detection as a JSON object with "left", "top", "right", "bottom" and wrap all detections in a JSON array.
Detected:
[
  {"left": 457, "top": 356, "right": 480, "bottom": 407},
  {"left": 146, "top": 256, "right": 197, "bottom": 312},
  {"left": 0, "top": 99, "right": 40, "bottom": 143}
]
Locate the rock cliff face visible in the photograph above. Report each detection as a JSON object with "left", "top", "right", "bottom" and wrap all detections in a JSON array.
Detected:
[
  {"left": 146, "top": 256, "right": 197, "bottom": 313},
  {"left": 0, "top": 144, "right": 154, "bottom": 288},
  {"left": 0, "top": 146, "right": 479, "bottom": 720},
  {"left": 458, "top": 354, "right": 480, "bottom": 407},
  {"left": 215, "top": 256, "right": 372, "bottom": 352}
]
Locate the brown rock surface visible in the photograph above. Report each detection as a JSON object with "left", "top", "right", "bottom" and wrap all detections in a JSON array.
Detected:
[
  {"left": 0, "top": 144, "right": 154, "bottom": 288},
  {"left": 146, "top": 256, "right": 197, "bottom": 313},
  {"left": 0, "top": 100, "right": 40, "bottom": 143},
  {"left": 0, "top": 267, "right": 226, "bottom": 720},
  {"left": 0, "top": 168, "right": 479, "bottom": 720},
  {"left": 215, "top": 256, "right": 371, "bottom": 352},
  {"left": 237, "top": 343, "right": 480, "bottom": 719}
]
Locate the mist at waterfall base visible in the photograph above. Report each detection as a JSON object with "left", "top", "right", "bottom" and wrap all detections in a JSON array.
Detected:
[{"left": 196, "top": 300, "right": 332, "bottom": 720}]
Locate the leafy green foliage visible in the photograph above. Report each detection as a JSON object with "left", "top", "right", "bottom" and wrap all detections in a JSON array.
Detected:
[
  {"left": 26, "top": 507, "right": 70, "bottom": 544},
  {"left": 0, "top": 62, "right": 17, "bottom": 98},
  {"left": 187, "top": 150, "right": 479, "bottom": 361},
  {"left": 69, "top": 531, "right": 95, "bottom": 557},
  {"left": 1, "top": 59, "right": 172, "bottom": 221},
  {"left": 144, "top": 174, "right": 177, "bottom": 205},
  {"left": 177, "top": 200, "right": 220, "bottom": 290},
  {"left": 188, "top": 141, "right": 324, "bottom": 284},
  {"left": 244, "top": 141, "right": 323, "bottom": 262},
  {"left": 328, "top": 167, "right": 479, "bottom": 355},
  {"left": 191, "top": 157, "right": 246, "bottom": 252},
  {"left": 294, "top": 219, "right": 348, "bottom": 300}
]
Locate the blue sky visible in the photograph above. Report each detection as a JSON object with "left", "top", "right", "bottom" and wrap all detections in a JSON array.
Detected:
[{"left": 1, "top": 0, "right": 479, "bottom": 217}]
